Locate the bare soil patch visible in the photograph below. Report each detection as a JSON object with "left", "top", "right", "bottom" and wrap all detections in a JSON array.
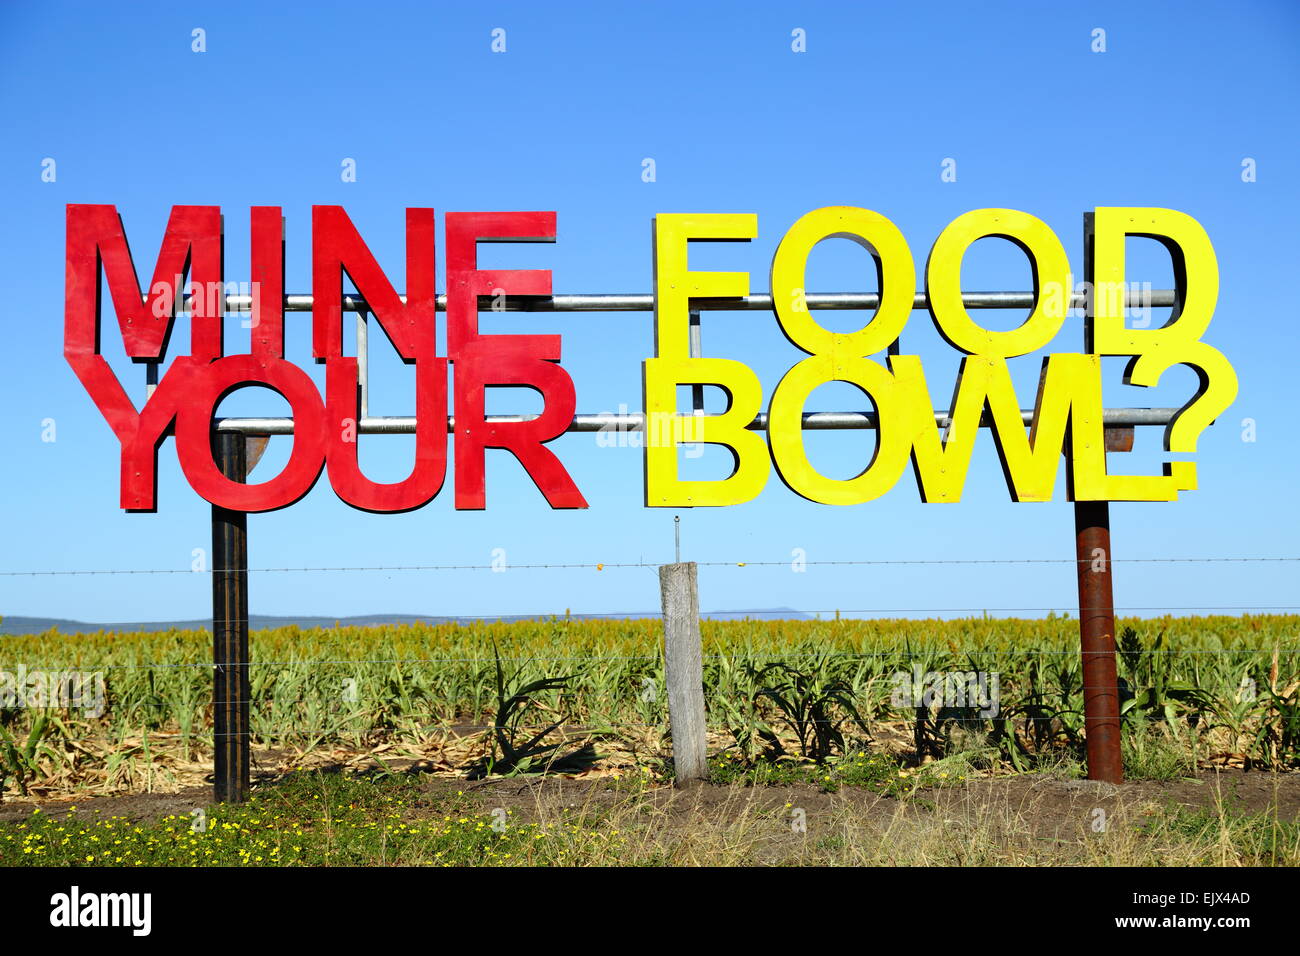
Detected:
[{"left": 7, "top": 768, "right": 1293, "bottom": 837}]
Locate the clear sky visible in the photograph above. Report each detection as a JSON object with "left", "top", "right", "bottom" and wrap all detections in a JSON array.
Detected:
[{"left": 1, "top": 1, "right": 1296, "bottom": 624}]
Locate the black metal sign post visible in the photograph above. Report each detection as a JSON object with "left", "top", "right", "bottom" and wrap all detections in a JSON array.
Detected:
[{"left": 212, "top": 431, "right": 250, "bottom": 803}]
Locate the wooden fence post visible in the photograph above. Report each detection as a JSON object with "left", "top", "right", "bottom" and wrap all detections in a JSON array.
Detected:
[{"left": 659, "top": 562, "right": 709, "bottom": 785}]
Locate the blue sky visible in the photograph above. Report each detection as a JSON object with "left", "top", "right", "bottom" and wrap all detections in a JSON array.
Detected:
[{"left": 1, "top": 1, "right": 1296, "bottom": 624}]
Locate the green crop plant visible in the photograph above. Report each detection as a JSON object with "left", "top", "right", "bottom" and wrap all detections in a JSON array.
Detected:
[
  {"left": 1118, "top": 627, "right": 1214, "bottom": 735},
  {"left": 0, "top": 712, "right": 53, "bottom": 797},
  {"left": 747, "top": 652, "right": 872, "bottom": 764},
  {"left": 464, "top": 642, "right": 599, "bottom": 779}
]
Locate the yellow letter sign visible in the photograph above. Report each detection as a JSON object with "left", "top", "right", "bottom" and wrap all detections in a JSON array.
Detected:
[
  {"left": 640, "top": 207, "right": 1236, "bottom": 508},
  {"left": 643, "top": 214, "right": 768, "bottom": 507}
]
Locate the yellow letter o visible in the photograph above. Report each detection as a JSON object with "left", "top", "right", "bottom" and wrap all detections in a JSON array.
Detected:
[
  {"left": 768, "top": 354, "right": 910, "bottom": 505},
  {"left": 770, "top": 207, "right": 915, "bottom": 357},
  {"left": 926, "top": 209, "right": 1071, "bottom": 357}
]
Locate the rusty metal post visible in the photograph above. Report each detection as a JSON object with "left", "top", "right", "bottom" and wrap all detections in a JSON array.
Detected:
[
  {"left": 212, "top": 431, "right": 250, "bottom": 803},
  {"left": 1074, "top": 500, "right": 1124, "bottom": 784}
]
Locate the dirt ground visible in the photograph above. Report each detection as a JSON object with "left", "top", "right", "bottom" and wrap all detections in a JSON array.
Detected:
[
  {"left": 448, "top": 769, "right": 1300, "bottom": 848},
  {"left": 4, "top": 768, "right": 1296, "bottom": 842}
]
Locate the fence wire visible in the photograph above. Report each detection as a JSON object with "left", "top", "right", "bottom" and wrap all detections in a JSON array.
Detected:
[{"left": 2, "top": 555, "right": 1297, "bottom": 576}]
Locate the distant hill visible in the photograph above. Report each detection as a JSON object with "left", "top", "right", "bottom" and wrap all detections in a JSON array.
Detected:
[{"left": 0, "top": 608, "right": 814, "bottom": 635}]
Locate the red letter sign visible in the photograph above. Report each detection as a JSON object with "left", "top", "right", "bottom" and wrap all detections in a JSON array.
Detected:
[{"left": 446, "top": 212, "right": 586, "bottom": 510}]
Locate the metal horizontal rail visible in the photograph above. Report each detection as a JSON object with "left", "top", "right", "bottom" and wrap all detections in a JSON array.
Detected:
[
  {"left": 199, "top": 287, "right": 1182, "bottom": 434},
  {"left": 215, "top": 407, "right": 1180, "bottom": 435},
  {"left": 188, "top": 288, "right": 1183, "bottom": 434},
  {"left": 199, "top": 290, "right": 1176, "bottom": 312}
]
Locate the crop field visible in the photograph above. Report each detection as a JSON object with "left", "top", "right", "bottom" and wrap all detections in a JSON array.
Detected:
[
  {"left": 1, "top": 614, "right": 1297, "bottom": 794},
  {"left": 2, "top": 614, "right": 1298, "bottom": 866}
]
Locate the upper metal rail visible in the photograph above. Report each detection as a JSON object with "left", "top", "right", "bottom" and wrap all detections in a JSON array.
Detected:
[{"left": 205, "top": 290, "right": 1175, "bottom": 312}]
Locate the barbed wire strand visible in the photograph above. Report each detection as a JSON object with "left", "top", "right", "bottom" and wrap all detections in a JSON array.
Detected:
[
  {"left": 3, "top": 604, "right": 1297, "bottom": 636},
  {"left": 1, "top": 555, "right": 1298, "bottom": 576},
  {"left": 28, "top": 705, "right": 1285, "bottom": 744},
  {"left": 6, "top": 644, "right": 1300, "bottom": 670}
]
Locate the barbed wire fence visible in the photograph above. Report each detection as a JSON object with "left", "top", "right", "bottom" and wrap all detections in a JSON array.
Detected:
[{"left": 2, "top": 552, "right": 1297, "bottom": 802}]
